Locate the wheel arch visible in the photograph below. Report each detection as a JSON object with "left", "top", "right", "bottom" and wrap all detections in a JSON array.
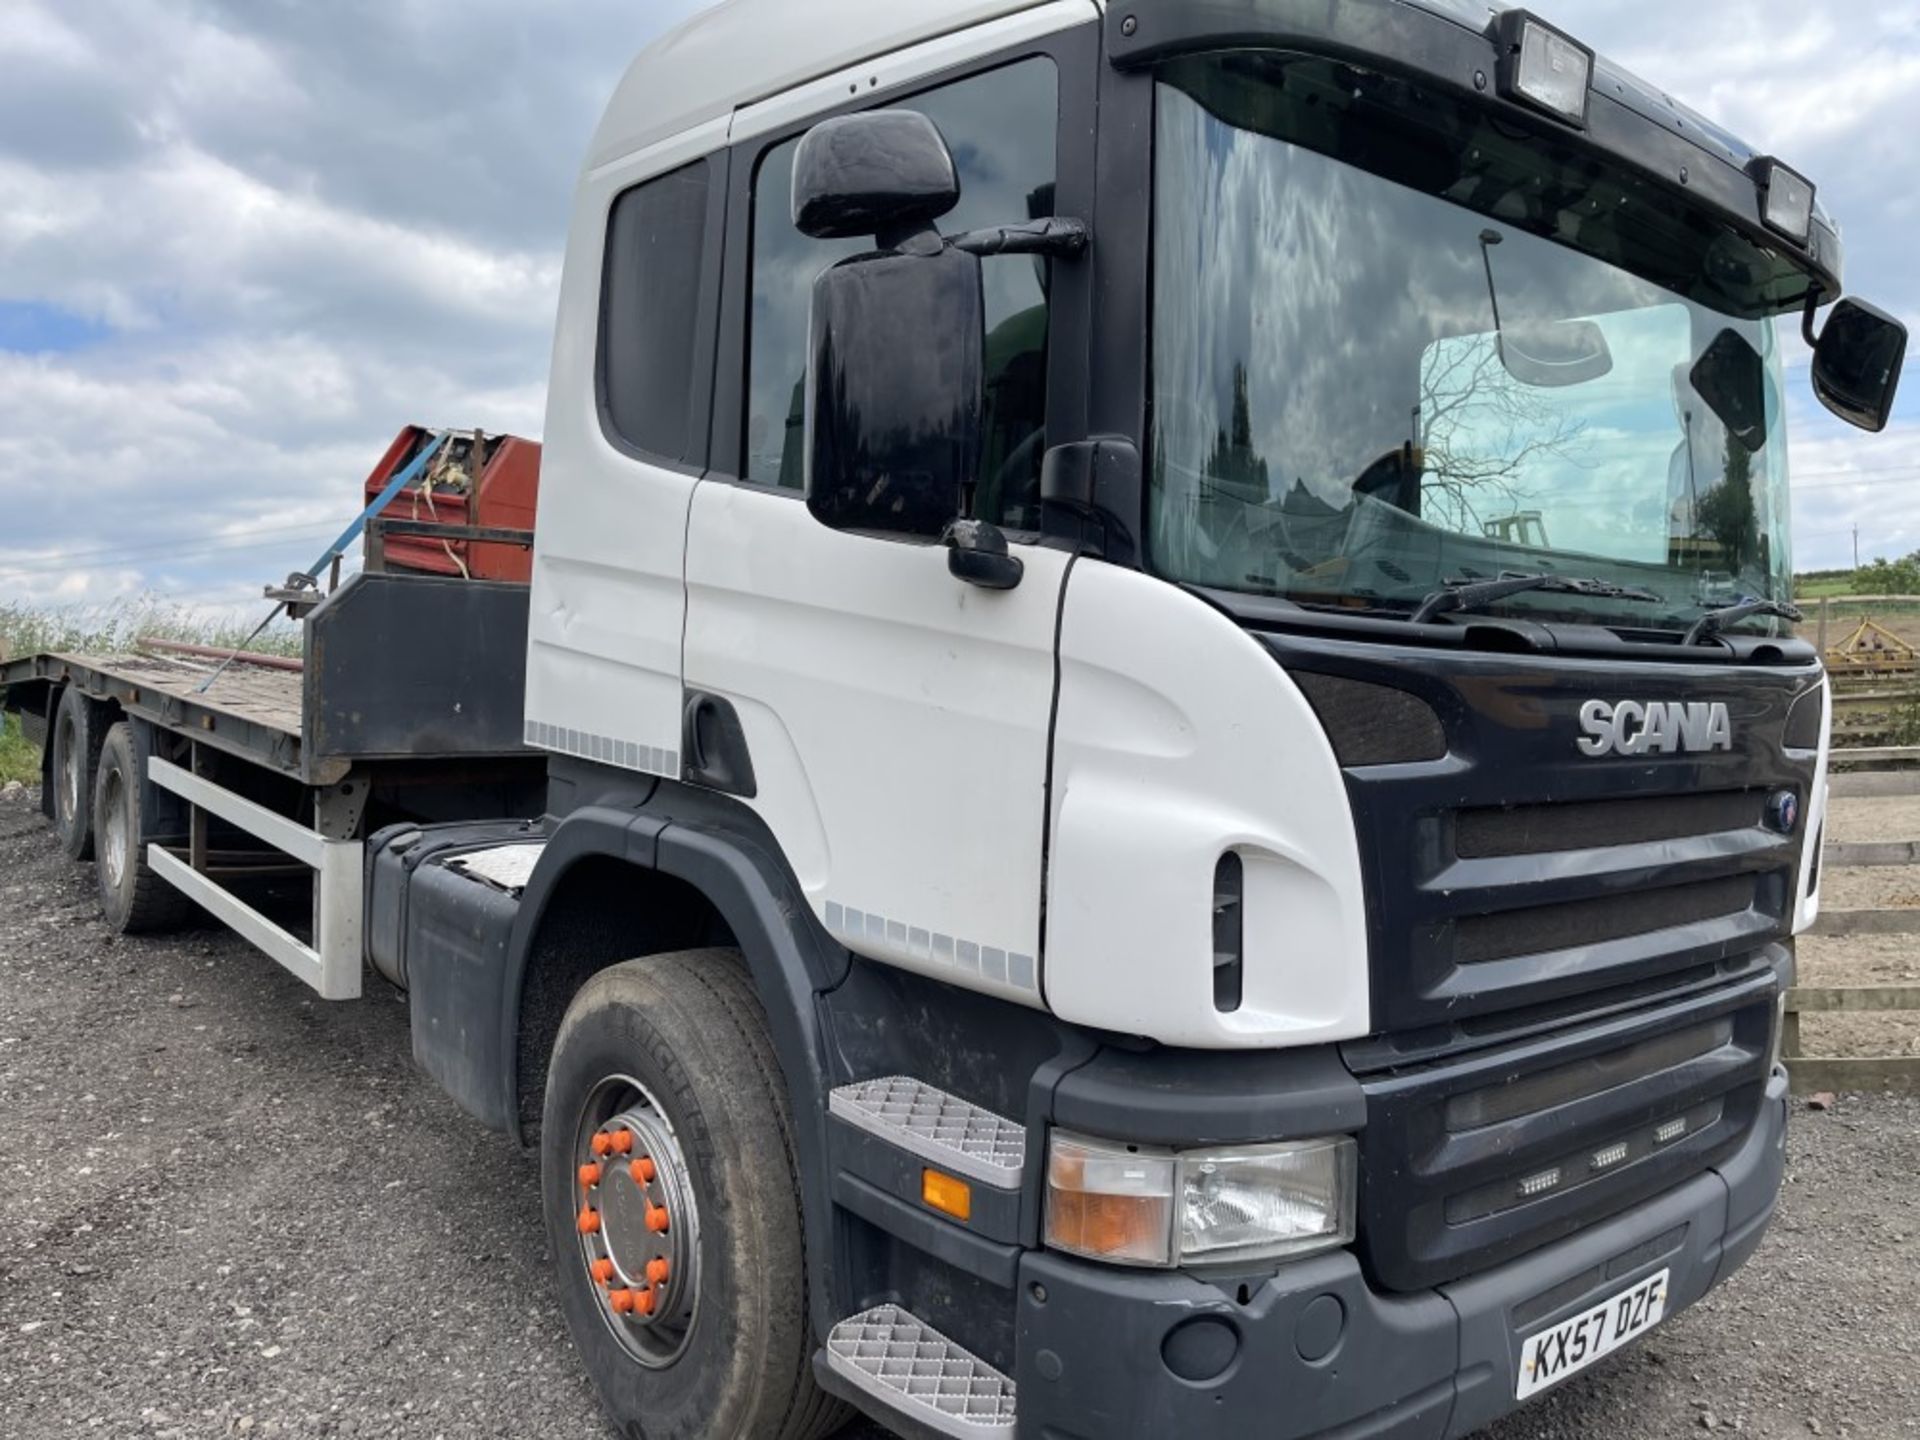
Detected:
[{"left": 501, "top": 794, "right": 854, "bottom": 1341}]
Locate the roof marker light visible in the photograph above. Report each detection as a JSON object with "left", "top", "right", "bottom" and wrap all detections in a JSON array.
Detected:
[
  {"left": 1753, "top": 158, "right": 1816, "bottom": 246},
  {"left": 1493, "top": 11, "right": 1594, "bottom": 129}
]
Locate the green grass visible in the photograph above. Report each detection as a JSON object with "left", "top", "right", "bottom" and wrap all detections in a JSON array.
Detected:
[
  {"left": 0, "top": 712, "right": 37, "bottom": 787},
  {"left": 1795, "top": 574, "right": 1860, "bottom": 601},
  {"left": 0, "top": 598, "right": 302, "bottom": 788},
  {"left": 0, "top": 598, "right": 301, "bottom": 660}
]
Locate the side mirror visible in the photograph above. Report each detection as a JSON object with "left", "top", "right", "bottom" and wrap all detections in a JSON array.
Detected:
[
  {"left": 1810, "top": 297, "right": 1907, "bottom": 433},
  {"left": 799, "top": 112, "right": 986, "bottom": 542},
  {"left": 793, "top": 110, "right": 959, "bottom": 243}
]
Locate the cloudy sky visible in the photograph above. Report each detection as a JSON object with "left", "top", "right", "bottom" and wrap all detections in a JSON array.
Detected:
[{"left": 0, "top": 0, "right": 1915, "bottom": 613}]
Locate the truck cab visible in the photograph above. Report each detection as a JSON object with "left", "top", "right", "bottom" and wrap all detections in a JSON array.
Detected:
[
  {"left": 10, "top": 2, "right": 1904, "bottom": 1438},
  {"left": 484, "top": 1, "right": 1915, "bottom": 1436}
]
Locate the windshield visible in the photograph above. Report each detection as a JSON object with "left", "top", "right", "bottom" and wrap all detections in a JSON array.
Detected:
[{"left": 1149, "top": 53, "right": 1810, "bottom": 632}]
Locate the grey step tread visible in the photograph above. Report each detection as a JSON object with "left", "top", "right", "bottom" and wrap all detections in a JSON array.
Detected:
[
  {"left": 825, "top": 1304, "right": 1016, "bottom": 1438},
  {"left": 828, "top": 1076, "right": 1024, "bottom": 1188}
]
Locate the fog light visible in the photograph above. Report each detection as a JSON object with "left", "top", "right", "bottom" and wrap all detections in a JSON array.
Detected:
[
  {"left": 1517, "top": 1166, "right": 1562, "bottom": 1199},
  {"left": 1590, "top": 1143, "right": 1629, "bottom": 1173},
  {"left": 1045, "top": 1132, "right": 1357, "bottom": 1268},
  {"left": 1755, "top": 158, "right": 1815, "bottom": 245},
  {"left": 1656, "top": 1116, "right": 1689, "bottom": 1145},
  {"left": 1495, "top": 10, "right": 1594, "bottom": 128}
]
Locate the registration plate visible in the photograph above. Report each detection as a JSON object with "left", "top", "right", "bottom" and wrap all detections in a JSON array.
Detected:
[{"left": 1516, "top": 1268, "right": 1669, "bottom": 1401}]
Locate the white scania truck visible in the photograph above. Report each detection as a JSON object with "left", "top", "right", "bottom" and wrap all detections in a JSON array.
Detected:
[{"left": 4, "top": 1, "right": 1911, "bottom": 1436}]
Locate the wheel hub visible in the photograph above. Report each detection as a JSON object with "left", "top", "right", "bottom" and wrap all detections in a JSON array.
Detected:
[
  {"left": 574, "top": 1083, "right": 701, "bottom": 1366},
  {"left": 59, "top": 719, "right": 80, "bottom": 821},
  {"left": 99, "top": 769, "right": 128, "bottom": 887}
]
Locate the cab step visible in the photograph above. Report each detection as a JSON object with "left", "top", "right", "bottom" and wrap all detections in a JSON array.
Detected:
[
  {"left": 824, "top": 1304, "right": 1017, "bottom": 1438},
  {"left": 827, "top": 1076, "right": 1025, "bottom": 1188}
]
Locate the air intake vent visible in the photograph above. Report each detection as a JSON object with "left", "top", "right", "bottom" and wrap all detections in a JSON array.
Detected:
[
  {"left": 1456, "top": 791, "right": 1764, "bottom": 859},
  {"left": 1213, "top": 852, "right": 1244, "bottom": 1013},
  {"left": 1454, "top": 875, "right": 1756, "bottom": 965},
  {"left": 1291, "top": 672, "right": 1446, "bottom": 767}
]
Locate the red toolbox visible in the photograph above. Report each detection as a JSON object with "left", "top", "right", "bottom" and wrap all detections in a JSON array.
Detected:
[{"left": 364, "top": 426, "right": 541, "bottom": 583}]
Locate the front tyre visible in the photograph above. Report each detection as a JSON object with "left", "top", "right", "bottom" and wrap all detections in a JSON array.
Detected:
[{"left": 540, "top": 950, "right": 847, "bottom": 1440}]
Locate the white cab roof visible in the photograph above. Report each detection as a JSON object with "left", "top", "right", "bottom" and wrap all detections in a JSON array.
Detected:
[{"left": 589, "top": 0, "right": 1080, "bottom": 167}]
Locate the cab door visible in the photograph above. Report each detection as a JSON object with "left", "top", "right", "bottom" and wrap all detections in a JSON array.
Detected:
[
  {"left": 525, "top": 121, "right": 728, "bottom": 778},
  {"left": 682, "top": 29, "right": 1091, "bottom": 1006}
]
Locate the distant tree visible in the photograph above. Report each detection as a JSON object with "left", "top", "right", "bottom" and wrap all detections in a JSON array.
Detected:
[{"left": 1853, "top": 552, "right": 1920, "bottom": 596}]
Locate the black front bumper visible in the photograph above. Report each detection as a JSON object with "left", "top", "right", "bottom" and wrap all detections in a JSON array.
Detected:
[{"left": 1011, "top": 1065, "right": 1787, "bottom": 1439}]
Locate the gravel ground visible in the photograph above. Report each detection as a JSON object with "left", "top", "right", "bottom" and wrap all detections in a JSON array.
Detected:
[{"left": 3, "top": 782, "right": 1917, "bottom": 1439}]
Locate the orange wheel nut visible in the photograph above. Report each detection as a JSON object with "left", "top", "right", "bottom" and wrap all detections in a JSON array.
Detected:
[
  {"left": 590, "top": 1133, "right": 613, "bottom": 1157},
  {"left": 577, "top": 1207, "right": 601, "bottom": 1235},
  {"left": 636, "top": 1286, "right": 657, "bottom": 1316},
  {"left": 590, "top": 1257, "right": 616, "bottom": 1286},
  {"left": 646, "top": 1258, "right": 670, "bottom": 1286},
  {"left": 646, "top": 1202, "right": 670, "bottom": 1234},
  {"left": 578, "top": 1163, "right": 603, "bottom": 1188},
  {"left": 611, "top": 1130, "right": 635, "bottom": 1155},
  {"left": 609, "top": 1288, "right": 636, "bottom": 1314},
  {"left": 629, "top": 1157, "right": 656, "bottom": 1185}
]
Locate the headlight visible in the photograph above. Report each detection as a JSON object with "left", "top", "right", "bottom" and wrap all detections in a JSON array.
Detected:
[{"left": 1045, "top": 1131, "right": 1357, "bottom": 1268}]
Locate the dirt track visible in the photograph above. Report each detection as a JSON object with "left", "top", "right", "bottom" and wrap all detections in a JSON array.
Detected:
[{"left": 2, "top": 783, "right": 1917, "bottom": 1438}]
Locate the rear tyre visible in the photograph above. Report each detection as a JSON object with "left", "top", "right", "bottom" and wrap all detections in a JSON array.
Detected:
[
  {"left": 50, "top": 686, "right": 102, "bottom": 862},
  {"left": 541, "top": 949, "right": 848, "bottom": 1440},
  {"left": 92, "top": 722, "right": 194, "bottom": 934}
]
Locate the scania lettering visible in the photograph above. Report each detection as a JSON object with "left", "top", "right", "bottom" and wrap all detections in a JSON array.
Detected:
[
  {"left": 2, "top": 2, "right": 1909, "bottom": 1437},
  {"left": 1578, "top": 700, "right": 1736, "bottom": 758}
]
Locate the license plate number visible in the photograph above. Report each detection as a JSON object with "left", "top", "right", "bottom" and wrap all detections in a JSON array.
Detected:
[{"left": 1516, "top": 1268, "right": 1669, "bottom": 1401}]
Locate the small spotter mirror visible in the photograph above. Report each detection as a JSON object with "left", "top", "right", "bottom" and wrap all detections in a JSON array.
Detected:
[
  {"left": 1689, "top": 328, "right": 1775, "bottom": 454},
  {"left": 1810, "top": 298, "right": 1908, "bottom": 434}
]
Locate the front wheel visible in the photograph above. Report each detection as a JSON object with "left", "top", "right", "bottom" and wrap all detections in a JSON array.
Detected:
[{"left": 540, "top": 950, "right": 847, "bottom": 1440}]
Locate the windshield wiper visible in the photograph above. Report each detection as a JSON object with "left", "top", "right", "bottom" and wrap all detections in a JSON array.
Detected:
[
  {"left": 1410, "top": 571, "right": 1665, "bottom": 625},
  {"left": 1682, "top": 598, "right": 1804, "bottom": 647}
]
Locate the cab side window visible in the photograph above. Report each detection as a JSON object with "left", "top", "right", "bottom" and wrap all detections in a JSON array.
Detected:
[
  {"left": 745, "top": 58, "right": 1058, "bottom": 529},
  {"left": 600, "top": 158, "right": 714, "bottom": 466}
]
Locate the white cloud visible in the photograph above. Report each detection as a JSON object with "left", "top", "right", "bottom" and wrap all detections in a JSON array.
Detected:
[{"left": 0, "top": 0, "right": 705, "bottom": 607}]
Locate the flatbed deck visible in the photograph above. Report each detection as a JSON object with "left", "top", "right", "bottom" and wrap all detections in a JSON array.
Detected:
[
  {"left": 0, "top": 570, "right": 546, "bottom": 1004},
  {"left": 0, "top": 571, "right": 537, "bottom": 787}
]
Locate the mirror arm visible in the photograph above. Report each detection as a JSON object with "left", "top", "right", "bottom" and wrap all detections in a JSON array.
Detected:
[
  {"left": 952, "top": 216, "right": 1089, "bottom": 260},
  {"left": 942, "top": 519, "right": 1025, "bottom": 590},
  {"left": 1801, "top": 285, "right": 1827, "bottom": 349}
]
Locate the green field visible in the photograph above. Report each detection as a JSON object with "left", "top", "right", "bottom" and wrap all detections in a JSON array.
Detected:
[{"left": 0, "top": 599, "right": 301, "bottom": 788}]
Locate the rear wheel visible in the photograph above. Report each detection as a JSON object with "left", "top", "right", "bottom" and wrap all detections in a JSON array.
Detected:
[
  {"left": 92, "top": 722, "right": 194, "bottom": 934},
  {"left": 540, "top": 949, "right": 847, "bottom": 1440},
  {"left": 49, "top": 686, "right": 102, "bottom": 862}
]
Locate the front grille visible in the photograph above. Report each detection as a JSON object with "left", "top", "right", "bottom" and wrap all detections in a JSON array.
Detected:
[
  {"left": 1453, "top": 875, "right": 1756, "bottom": 965},
  {"left": 1262, "top": 637, "right": 1821, "bottom": 1291},
  {"left": 1456, "top": 790, "right": 1764, "bottom": 858}
]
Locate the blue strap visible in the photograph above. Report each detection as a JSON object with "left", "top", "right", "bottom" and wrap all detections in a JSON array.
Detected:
[{"left": 305, "top": 431, "right": 447, "bottom": 579}]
